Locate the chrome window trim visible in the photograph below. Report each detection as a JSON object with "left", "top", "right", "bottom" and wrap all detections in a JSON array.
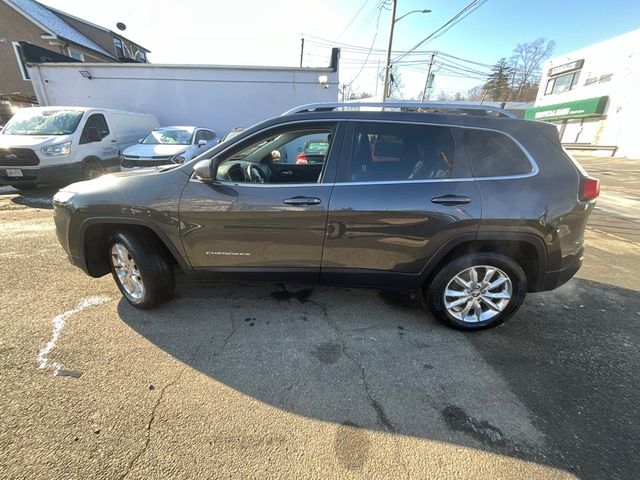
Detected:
[
  {"left": 340, "top": 119, "right": 539, "bottom": 183},
  {"left": 187, "top": 118, "right": 539, "bottom": 187},
  {"left": 188, "top": 180, "right": 334, "bottom": 189}
]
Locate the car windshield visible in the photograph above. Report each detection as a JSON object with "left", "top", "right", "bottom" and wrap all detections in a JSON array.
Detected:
[
  {"left": 143, "top": 128, "right": 194, "bottom": 145},
  {"left": 3, "top": 109, "right": 84, "bottom": 135}
]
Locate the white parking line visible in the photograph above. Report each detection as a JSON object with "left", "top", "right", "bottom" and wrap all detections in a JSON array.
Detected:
[{"left": 37, "top": 295, "right": 111, "bottom": 375}]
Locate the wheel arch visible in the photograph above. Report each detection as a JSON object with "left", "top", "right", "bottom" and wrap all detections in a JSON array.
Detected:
[
  {"left": 420, "top": 232, "right": 547, "bottom": 292},
  {"left": 79, "top": 218, "right": 191, "bottom": 277}
]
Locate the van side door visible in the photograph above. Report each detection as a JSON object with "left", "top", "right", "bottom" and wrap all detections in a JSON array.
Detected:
[{"left": 78, "top": 113, "right": 119, "bottom": 171}]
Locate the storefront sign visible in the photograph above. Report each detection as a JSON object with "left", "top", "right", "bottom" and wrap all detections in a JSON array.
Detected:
[
  {"left": 549, "top": 59, "right": 584, "bottom": 77},
  {"left": 524, "top": 96, "right": 608, "bottom": 121}
]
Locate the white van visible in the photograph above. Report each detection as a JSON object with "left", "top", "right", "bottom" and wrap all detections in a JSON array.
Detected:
[{"left": 0, "top": 106, "right": 159, "bottom": 189}]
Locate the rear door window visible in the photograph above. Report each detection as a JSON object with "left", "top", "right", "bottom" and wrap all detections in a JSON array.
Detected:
[
  {"left": 340, "top": 122, "right": 463, "bottom": 182},
  {"left": 462, "top": 129, "right": 533, "bottom": 177}
]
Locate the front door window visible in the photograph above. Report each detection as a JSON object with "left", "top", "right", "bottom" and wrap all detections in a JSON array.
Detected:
[{"left": 216, "top": 129, "right": 333, "bottom": 184}]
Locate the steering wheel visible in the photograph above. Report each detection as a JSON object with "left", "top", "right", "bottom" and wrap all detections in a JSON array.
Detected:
[{"left": 247, "top": 164, "right": 267, "bottom": 183}]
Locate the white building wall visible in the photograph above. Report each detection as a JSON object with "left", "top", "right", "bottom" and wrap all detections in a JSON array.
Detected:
[
  {"left": 28, "top": 63, "right": 339, "bottom": 137},
  {"left": 535, "top": 29, "right": 640, "bottom": 157}
]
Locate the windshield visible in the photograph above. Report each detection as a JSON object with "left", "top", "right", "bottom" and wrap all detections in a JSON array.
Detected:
[
  {"left": 143, "top": 128, "right": 194, "bottom": 145},
  {"left": 3, "top": 109, "right": 84, "bottom": 135}
]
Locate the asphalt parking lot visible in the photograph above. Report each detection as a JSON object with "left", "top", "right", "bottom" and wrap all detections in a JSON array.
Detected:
[{"left": 1, "top": 156, "right": 639, "bottom": 479}]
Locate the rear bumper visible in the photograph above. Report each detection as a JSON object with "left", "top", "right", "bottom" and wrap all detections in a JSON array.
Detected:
[
  {"left": 0, "top": 163, "right": 82, "bottom": 186},
  {"left": 531, "top": 248, "right": 583, "bottom": 292}
]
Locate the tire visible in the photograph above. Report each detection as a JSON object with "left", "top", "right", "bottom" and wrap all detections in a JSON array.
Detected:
[
  {"left": 425, "top": 252, "right": 527, "bottom": 331},
  {"left": 83, "top": 160, "right": 104, "bottom": 180},
  {"left": 108, "top": 230, "right": 175, "bottom": 309}
]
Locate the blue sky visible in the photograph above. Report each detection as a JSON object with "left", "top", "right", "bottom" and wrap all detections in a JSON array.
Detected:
[{"left": 42, "top": 0, "right": 640, "bottom": 98}]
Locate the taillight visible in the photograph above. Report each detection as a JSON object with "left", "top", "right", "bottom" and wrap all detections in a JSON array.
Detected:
[
  {"left": 296, "top": 154, "right": 308, "bottom": 165},
  {"left": 580, "top": 177, "right": 600, "bottom": 201}
]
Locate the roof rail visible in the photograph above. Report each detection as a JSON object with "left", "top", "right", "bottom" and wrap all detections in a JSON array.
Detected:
[{"left": 282, "top": 101, "right": 517, "bottom": 119}]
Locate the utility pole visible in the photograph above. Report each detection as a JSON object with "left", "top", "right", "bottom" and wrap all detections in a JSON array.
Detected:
[
  {"left": 421, "top": 51, "right": 437, "bottom": 102},
  {"left": 374, "top": 59, "right": 380, "bottom": 98},
  {"left": 299, "top": 36, "right": 304, "bottom": 68},
  {"left": 382, "top": 0, "right": 398, "bottom": 102}
]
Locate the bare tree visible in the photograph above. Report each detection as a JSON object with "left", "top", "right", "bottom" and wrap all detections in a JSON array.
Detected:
[
  {"left": 466, "top": 85, "right": 484, "bottom": 101},
  {"left": 378, "top": 65, "right": 405, "bottom": 99},
  {"left": 508, "top": 38, "right": 556, "bottom": 100}
]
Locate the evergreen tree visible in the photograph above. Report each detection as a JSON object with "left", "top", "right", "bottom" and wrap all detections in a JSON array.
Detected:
[{"left": 483, "top": 58, "right": 512, "bottom": 101}]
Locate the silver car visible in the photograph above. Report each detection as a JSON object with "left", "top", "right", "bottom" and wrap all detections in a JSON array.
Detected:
[{"left": 120, "top": 126, "right": 218, "bottom": 170}]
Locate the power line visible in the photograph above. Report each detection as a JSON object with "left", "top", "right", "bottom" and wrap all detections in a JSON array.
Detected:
[
  {"left": 393, "top": 0, "right": 488, "bottom": 62},
  {"left": 344, "top": 1, "right": 386, "bottom": 87},
  {"left": 337, "top": 0, "right": 372, "bottom": 38}
]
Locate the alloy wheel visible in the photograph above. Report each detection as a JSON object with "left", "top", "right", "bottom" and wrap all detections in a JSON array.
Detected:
[
  {"left": 111, "top": 243, "right": 145, "bottom": 301},
  {"left": 443, "top": 265, "right": 512, "bottom": 323}
]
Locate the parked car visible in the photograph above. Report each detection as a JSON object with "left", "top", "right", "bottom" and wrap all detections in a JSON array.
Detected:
[
  {"left": 52, "top": 102, "right": 599, "bottom": 330},
  {"left": 221, "top": 127, "right": 245, "bottom": 143},
  {"left": 295, "top": 138, "right": 329, "bottom": 164},
  {"left": 120, "top": 126, "right": 218, "bottom": 170},
  {"left": 0, "top": 107, "right": 158, "bottom": 189}
]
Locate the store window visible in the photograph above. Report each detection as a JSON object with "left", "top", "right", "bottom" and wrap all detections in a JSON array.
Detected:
[{"left": 545, "top": 71, "right": 581, "bottom": 95}]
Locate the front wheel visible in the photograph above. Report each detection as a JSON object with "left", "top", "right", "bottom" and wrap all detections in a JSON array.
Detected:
[
  {"left": 83, "top": 160, "right": 104, "bottom": 180},
  {"left": 108, "top": 231, "right": 175, "bottom": 309},
  {"left": 425, "top": 253, "right": 527, "bottom": 331}
]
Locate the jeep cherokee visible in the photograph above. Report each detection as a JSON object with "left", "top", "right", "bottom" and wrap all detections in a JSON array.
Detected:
[{"left": 52, "top": 102, "right": 599, "bottom": 330}]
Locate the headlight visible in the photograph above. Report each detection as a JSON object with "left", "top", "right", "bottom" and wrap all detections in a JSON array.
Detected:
[
  {"left": 42, "top": 141, "right": 71, "bottom": 156},
  {"left": 53, "top": 190, "right": 77, "bottom": 204},
  {"left": 172, "top": 155, "right": 186, "bottom": 164}
]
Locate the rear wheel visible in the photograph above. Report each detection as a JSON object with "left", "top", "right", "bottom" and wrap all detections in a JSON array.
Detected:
[
  {"left": 83, "top": 160, "right": 104, "bottom": 180},
  {"left": 108, "top": 231, "right": 175, "bottom": 309},
  {"left": 425, "top": 253, "right": 527, "bottom": 331}
]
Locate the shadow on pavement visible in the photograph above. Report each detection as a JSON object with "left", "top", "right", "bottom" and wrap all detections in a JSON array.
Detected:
[
  {"left": 1, "top": 187, "right": 56, "bottom": 210},
  {"left": 117, "top": 277, "right": 640, "bottom": 479}
]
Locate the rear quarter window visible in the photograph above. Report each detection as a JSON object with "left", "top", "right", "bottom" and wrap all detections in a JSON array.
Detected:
[{"left": 462, "top": 129, "right": 533, "bottom": 177}]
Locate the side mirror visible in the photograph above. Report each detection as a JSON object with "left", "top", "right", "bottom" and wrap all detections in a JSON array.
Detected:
[
  {"left": 197, "top": 139, "right": 207, "bottom": 147},
  {"left": 193, "top": 159, "right": 217, "bottom": 183},
  {"left": 138, "top": 138, "right": 144, "bottom": 143}
]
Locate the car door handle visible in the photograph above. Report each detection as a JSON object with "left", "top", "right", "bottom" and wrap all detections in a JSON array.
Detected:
[
  {"left": 281, "top": 170, "right": 293, "bottom": 175},
  {"left": 110, "top": 139, "right": 117, "bottom": 143},
  {"left": 431, "top": 195, "right": 471, "bottom": 206},
  {"left": 283, "top": 196, "right": 321, "bottom": 205}
]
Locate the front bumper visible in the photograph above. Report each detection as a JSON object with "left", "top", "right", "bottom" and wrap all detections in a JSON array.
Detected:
[
  {"left": 53, "top": 201, "right": 91, "bottom": 275},
  {"left": 531, "top": 247, "right": 583, "bottom": 292},
  {"left": 0, "top": 163, "right": 82, "bottom": 187}
]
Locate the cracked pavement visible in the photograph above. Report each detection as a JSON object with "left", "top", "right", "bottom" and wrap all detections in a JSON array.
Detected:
[{"left": 1, "top": 156, "right": 639, "bottom": 479}]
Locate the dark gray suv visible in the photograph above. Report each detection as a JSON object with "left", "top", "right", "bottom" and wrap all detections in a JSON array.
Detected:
[{"left": 52, "top": 102, "right": 599, "bottom": 330}]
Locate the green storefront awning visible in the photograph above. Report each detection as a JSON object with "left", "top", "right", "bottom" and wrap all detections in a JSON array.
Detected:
[{"left": 524, "top": 96, "right": 608, "bottom": 121}]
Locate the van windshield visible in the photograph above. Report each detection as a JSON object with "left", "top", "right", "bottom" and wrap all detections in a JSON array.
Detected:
[{"left": 3, "top": 109, "right": 84, "bottom": 135}]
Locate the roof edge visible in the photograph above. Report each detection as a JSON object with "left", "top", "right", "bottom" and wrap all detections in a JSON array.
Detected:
[{"left": 28, "top": 62, "right": 336, "bottom": 72}]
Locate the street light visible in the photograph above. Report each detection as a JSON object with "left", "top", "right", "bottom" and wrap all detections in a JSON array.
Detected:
[
  {"left": 395, "top": 9, "right": 431, "bottom": 23},
  {"left": 382, "top": 5, "right": 431, "bottom": 101}
]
